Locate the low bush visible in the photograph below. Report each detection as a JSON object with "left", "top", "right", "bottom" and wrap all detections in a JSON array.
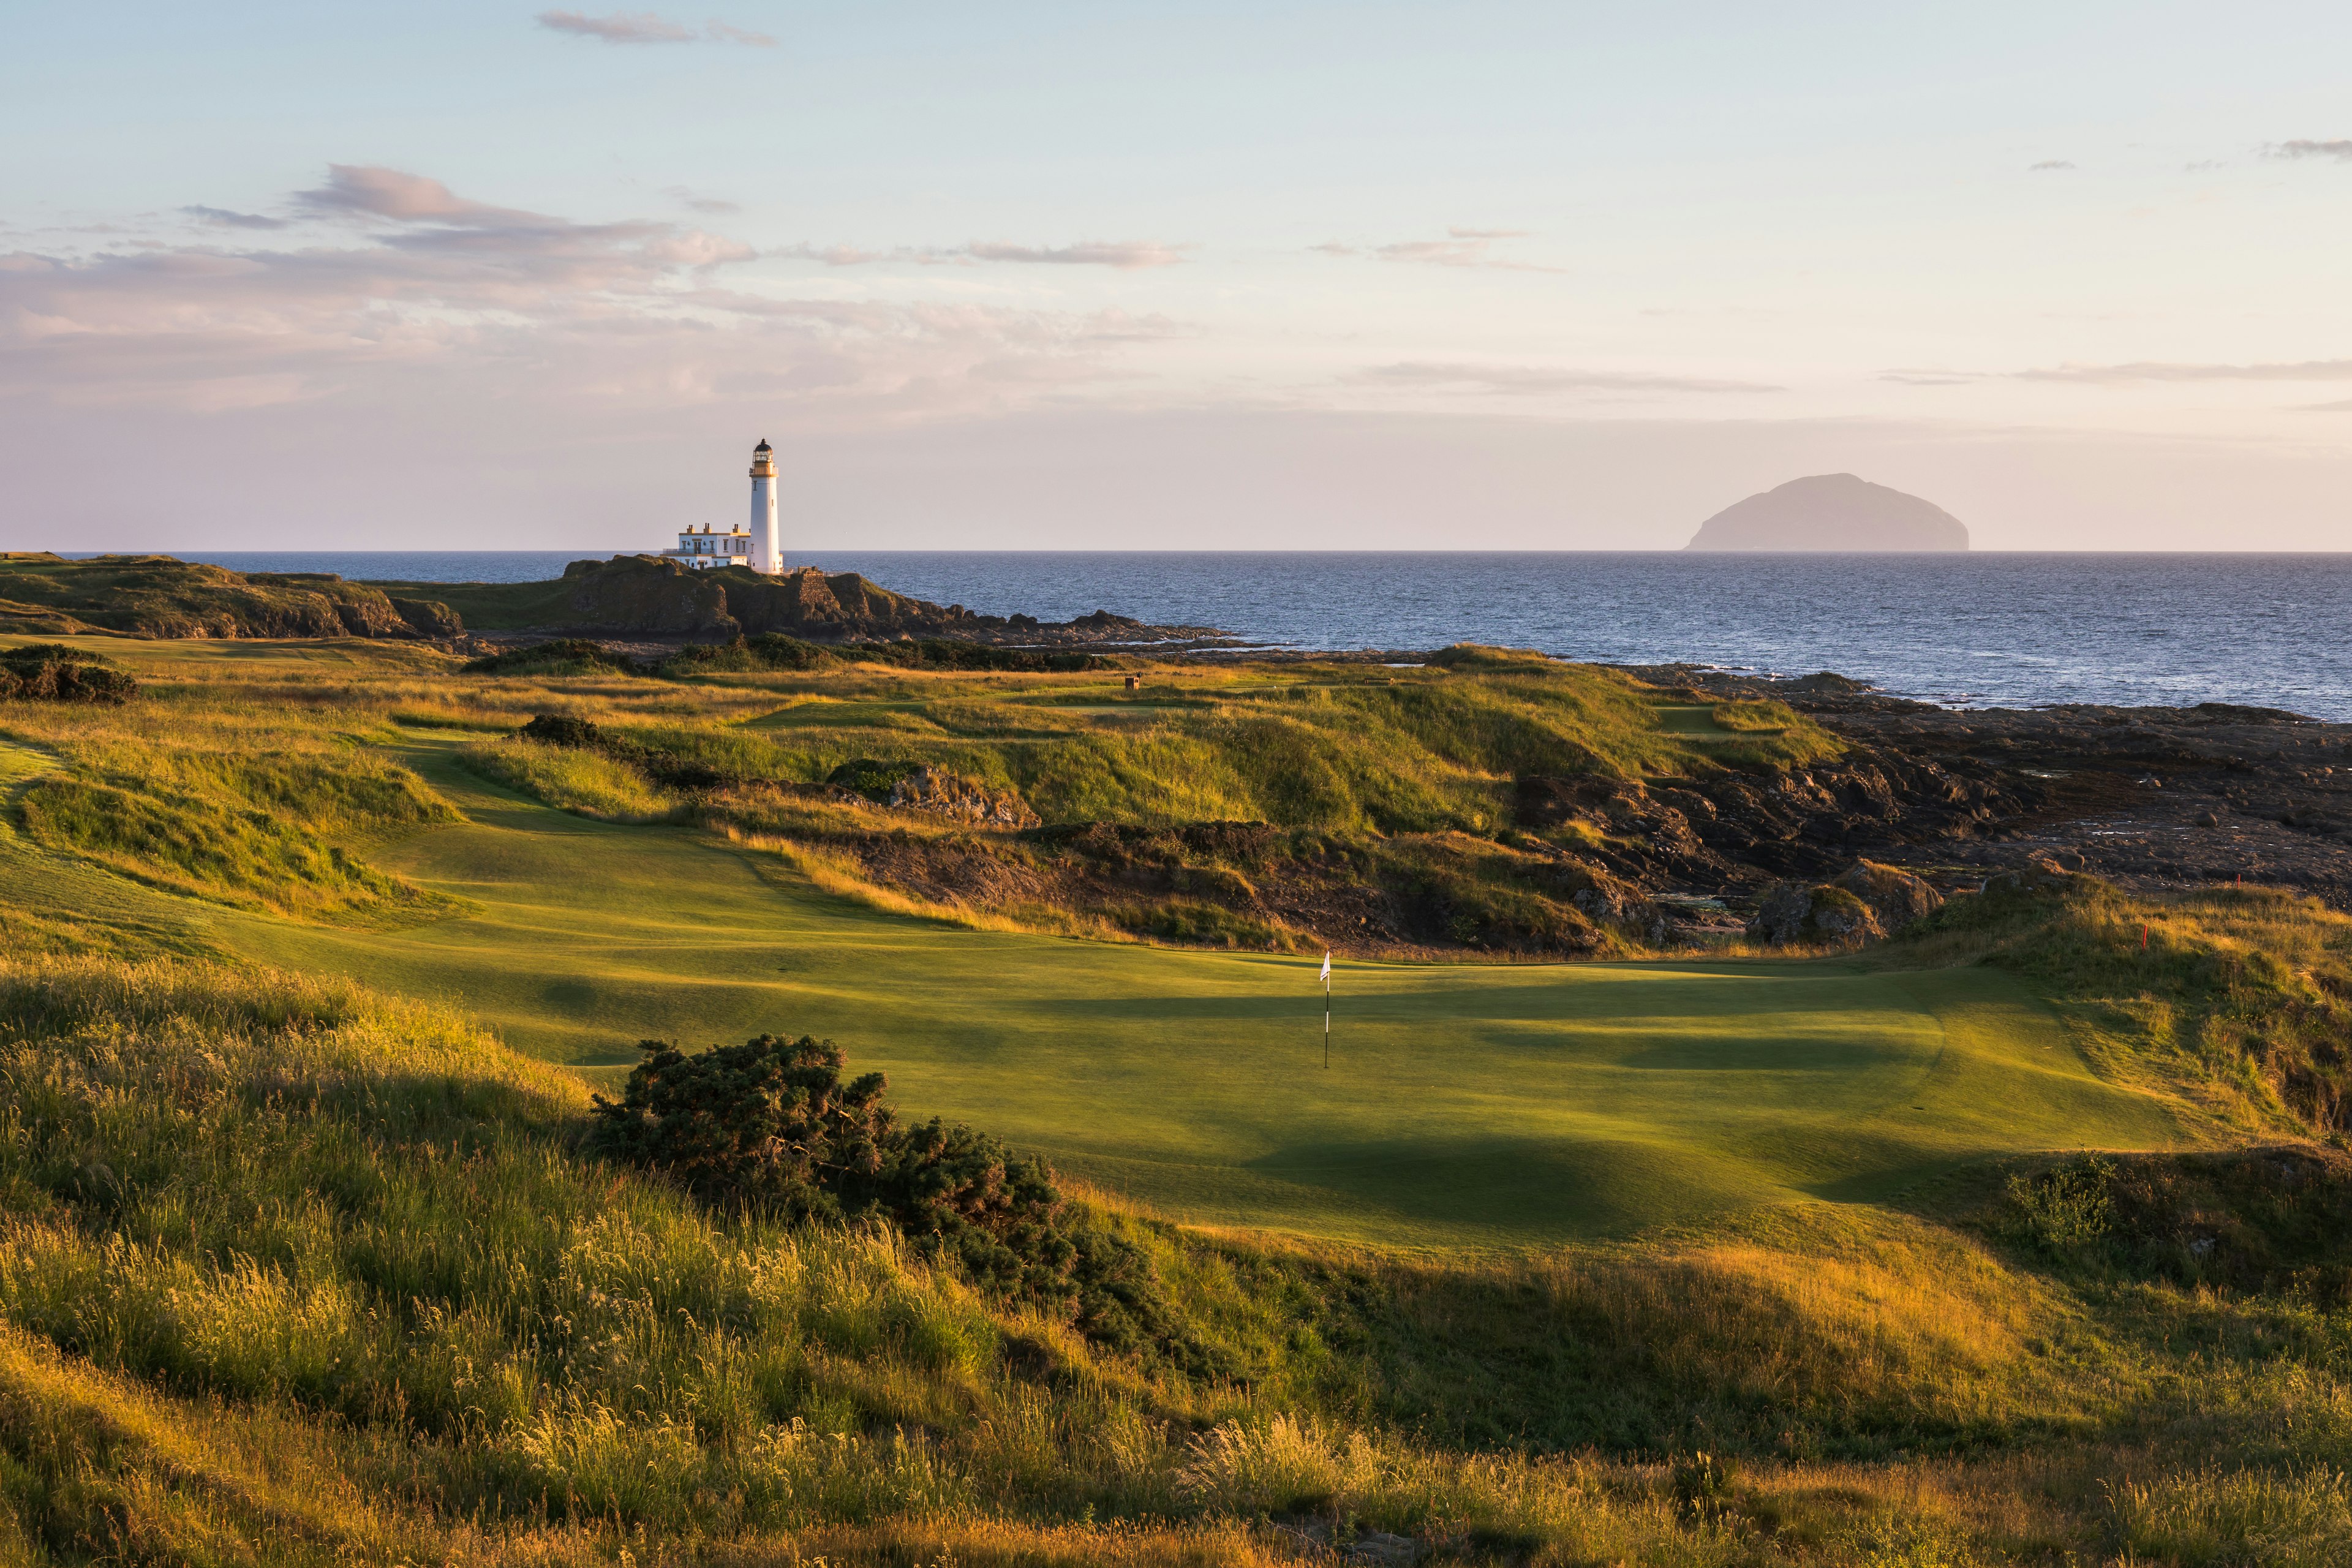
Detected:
[
  {"left": 0, "top": 643, "right": 135, "bottom": 704},
  {"left": 845, "top": 641, "right": 1109, "bottom": 674},
  {"left": 661, "top": 633, "right": 837, "bottom": 675},
  {"left": 462, "top": 639, "right": 642, "bottom": 677},
  {"left": 589, "top": 1034, "right": 1189, "bottom": 1359}
]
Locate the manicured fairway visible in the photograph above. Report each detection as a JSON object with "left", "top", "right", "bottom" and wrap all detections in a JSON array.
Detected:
[{"left": 190, "top": 737, "right": 2190, "bottom": 1247}]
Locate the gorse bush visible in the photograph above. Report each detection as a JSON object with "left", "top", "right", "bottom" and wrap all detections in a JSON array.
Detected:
[
  {"left": 660, "top": 631, "right": 838, "bottom": 675},
  {"left": 589, "top": 1035, "right": 1189, "bottom": 1360},
  {"left": 461, "top": 639, "right": 643, "bottom": 677},
  {"left": 0, "top": 643, "right": 135, "bottom": 705},
  {"left": 590, "top": 1034, "right": 895, "bottom": 1223}
]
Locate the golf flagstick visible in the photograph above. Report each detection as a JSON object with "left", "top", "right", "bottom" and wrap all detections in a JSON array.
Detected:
[{"left": 1320, "top": 951, "right": 1332, "bottom": 1068}]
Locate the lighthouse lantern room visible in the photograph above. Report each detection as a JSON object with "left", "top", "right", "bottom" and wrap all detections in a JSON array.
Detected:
[{"left": 662, "top": 439, "right": 784, "bottom": 574}]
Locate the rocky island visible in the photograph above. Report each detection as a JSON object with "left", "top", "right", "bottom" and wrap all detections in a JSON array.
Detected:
[{"left": 1686, "top": 472, "right": 1970, "bottom": 551}]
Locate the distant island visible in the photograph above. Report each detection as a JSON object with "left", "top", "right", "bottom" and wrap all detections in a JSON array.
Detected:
[{"left": 1685, "top": 473, "right": 1970, "bottom": 552}]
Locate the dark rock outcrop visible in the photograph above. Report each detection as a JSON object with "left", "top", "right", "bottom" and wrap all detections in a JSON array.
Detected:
[
  {"left": 885, "top": 766, "right": 1039, "bottom": 829},
  {"left": 546, "top": 557, "right": 1213, "bottom": 647},
  {"left": 1749, "top": 861, "right": 1944, "bottom": 946}
]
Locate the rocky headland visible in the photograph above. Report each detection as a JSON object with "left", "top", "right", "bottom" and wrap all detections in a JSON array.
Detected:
[{"left": 432, "top": 555, "right": 1228, "bottom": 651}]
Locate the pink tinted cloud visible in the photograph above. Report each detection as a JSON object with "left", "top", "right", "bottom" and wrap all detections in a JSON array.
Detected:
[
  {"left": 780, "top": 238, "right": 1193, "bottom": 270},
  {"left": 1316, "top": 228, "right": 1561, "bottom": 273},
  {"left": 0, "top": 168, "right": 1183, "bottom": 421},
  {"left": 1347, "top": 361, "right": 1780, "bottom": 396},
  {"left": 535, "top": 11, "right": 775, "bottom": 46}
]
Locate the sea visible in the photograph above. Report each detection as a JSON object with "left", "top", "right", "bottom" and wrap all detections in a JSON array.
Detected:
[{"left": 135, "top": 551, "right": 2352, "bottom": 720}]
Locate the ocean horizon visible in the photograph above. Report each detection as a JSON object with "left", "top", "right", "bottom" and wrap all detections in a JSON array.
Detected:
[{"left": 80, "top": 549, "right": 2352, "bottom": 720}]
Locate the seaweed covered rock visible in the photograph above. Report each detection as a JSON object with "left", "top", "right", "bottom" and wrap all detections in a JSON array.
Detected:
[{"left": 0, "top": 643, "right": 136, "bottom": 704}]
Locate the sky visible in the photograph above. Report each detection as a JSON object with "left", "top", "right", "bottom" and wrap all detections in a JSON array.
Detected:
[{"left": 5, "top": 1, "right": 2351, "bottom": 552}]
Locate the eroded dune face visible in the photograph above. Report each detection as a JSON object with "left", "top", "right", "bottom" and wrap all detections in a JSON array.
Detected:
[{"left": 1687, "top": 472, "right": 1970, "bottom": 551}]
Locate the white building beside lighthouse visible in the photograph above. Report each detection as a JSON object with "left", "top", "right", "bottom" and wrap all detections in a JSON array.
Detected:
[{"left": 661, "top": 439, "right": 783, "bottom": 573}]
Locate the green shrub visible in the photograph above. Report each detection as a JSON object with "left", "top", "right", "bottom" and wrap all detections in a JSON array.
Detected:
[
  {"left": 462, "top": 639, "right": 641, "bottom": 677},
  {"left": 662, "top": 633, "right": 837, "bottom": 675},
  {"left": 520, "top": 713, "right": 604, "bottom": 748},
  {"left": 589, "top": 1035, "right": 894, "bottom": 1224},
  {"left": 846, "top": 641, "right": 1108, "bottom": 674},
  {"left": 2006, "top": 1156, "right": 2116, "bottom": 1254},
  {"left": 0, "top": 643, "right": 135, "bottom": 704},
  {"left": 589, "top": 1035, "right": 1186, "bottom": 1357}
]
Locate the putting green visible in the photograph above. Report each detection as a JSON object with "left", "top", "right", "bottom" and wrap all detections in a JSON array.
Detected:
[{"left": 186, "top": 738, "right": 2190, "bottom": 1248}]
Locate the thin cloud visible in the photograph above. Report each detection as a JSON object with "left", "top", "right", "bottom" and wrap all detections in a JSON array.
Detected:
[
  {"left": 1318, "top": 228, "right": 1561, "bottom": 273},
  {"left": 779, "top": 238, "right": 1193, "bottom": 270},
  {"left": 2015, "top": 359, "right": 2352, "bottom": 383},
  {"left": 962, "top": 239, "right": 1189, "bottom": 269},
  {"left": 664, "top": 186, "right": 740, "bottom": 215},
  {"left": 535, "top": 10, "right": 774, "bottom": 45},
  {"left": 1879, "top": 370, "right": 1978, "bottom": 386},
  {"left": 2029, "top": 160, "right": 2075, "bottom": 172},
  {"left": 1347, "top": 361, "right": 1780, "bottom": 396},
  {"left": 2299, "top": 398, "right": 2352, "bottom": 412},
  {"left": 537, "top": 10, "right": 694, "bottom": 42},
  {"left": 182, "top": 206, "right": 288, "bottom": 230},
  {"left": 704, "top": 20, "right": 777, "bottom": 47},
  {"left": 777, "top": 242, "right": 895, "bottom": 266},
  {"left": 293, "top": 165, "right": 517, "bottom": 224},
  {"left": 2267, "top": 139, "right": 2352, "bottom": 162}
]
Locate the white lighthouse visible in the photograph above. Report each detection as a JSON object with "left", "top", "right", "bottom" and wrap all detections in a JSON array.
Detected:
[
  {"left": 657, "top": 440, "right": 785, "bottom": 573},
  {"left": 750, "top": 437, "right": 781, "bottom": 575}
]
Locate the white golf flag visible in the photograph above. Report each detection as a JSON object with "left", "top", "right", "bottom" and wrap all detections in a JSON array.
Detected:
[{"left": 1319, "top": 951, "right": 1332, "bottom": 984}]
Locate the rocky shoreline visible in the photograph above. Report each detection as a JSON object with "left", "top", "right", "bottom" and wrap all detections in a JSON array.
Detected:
[{"left": 1608, "top": 662, "right": 2352, "bottom": 917}]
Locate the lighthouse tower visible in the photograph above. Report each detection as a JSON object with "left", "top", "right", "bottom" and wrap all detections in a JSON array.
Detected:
[{"left": 749, "top": 439, "right": 781, "bottom": 575}]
